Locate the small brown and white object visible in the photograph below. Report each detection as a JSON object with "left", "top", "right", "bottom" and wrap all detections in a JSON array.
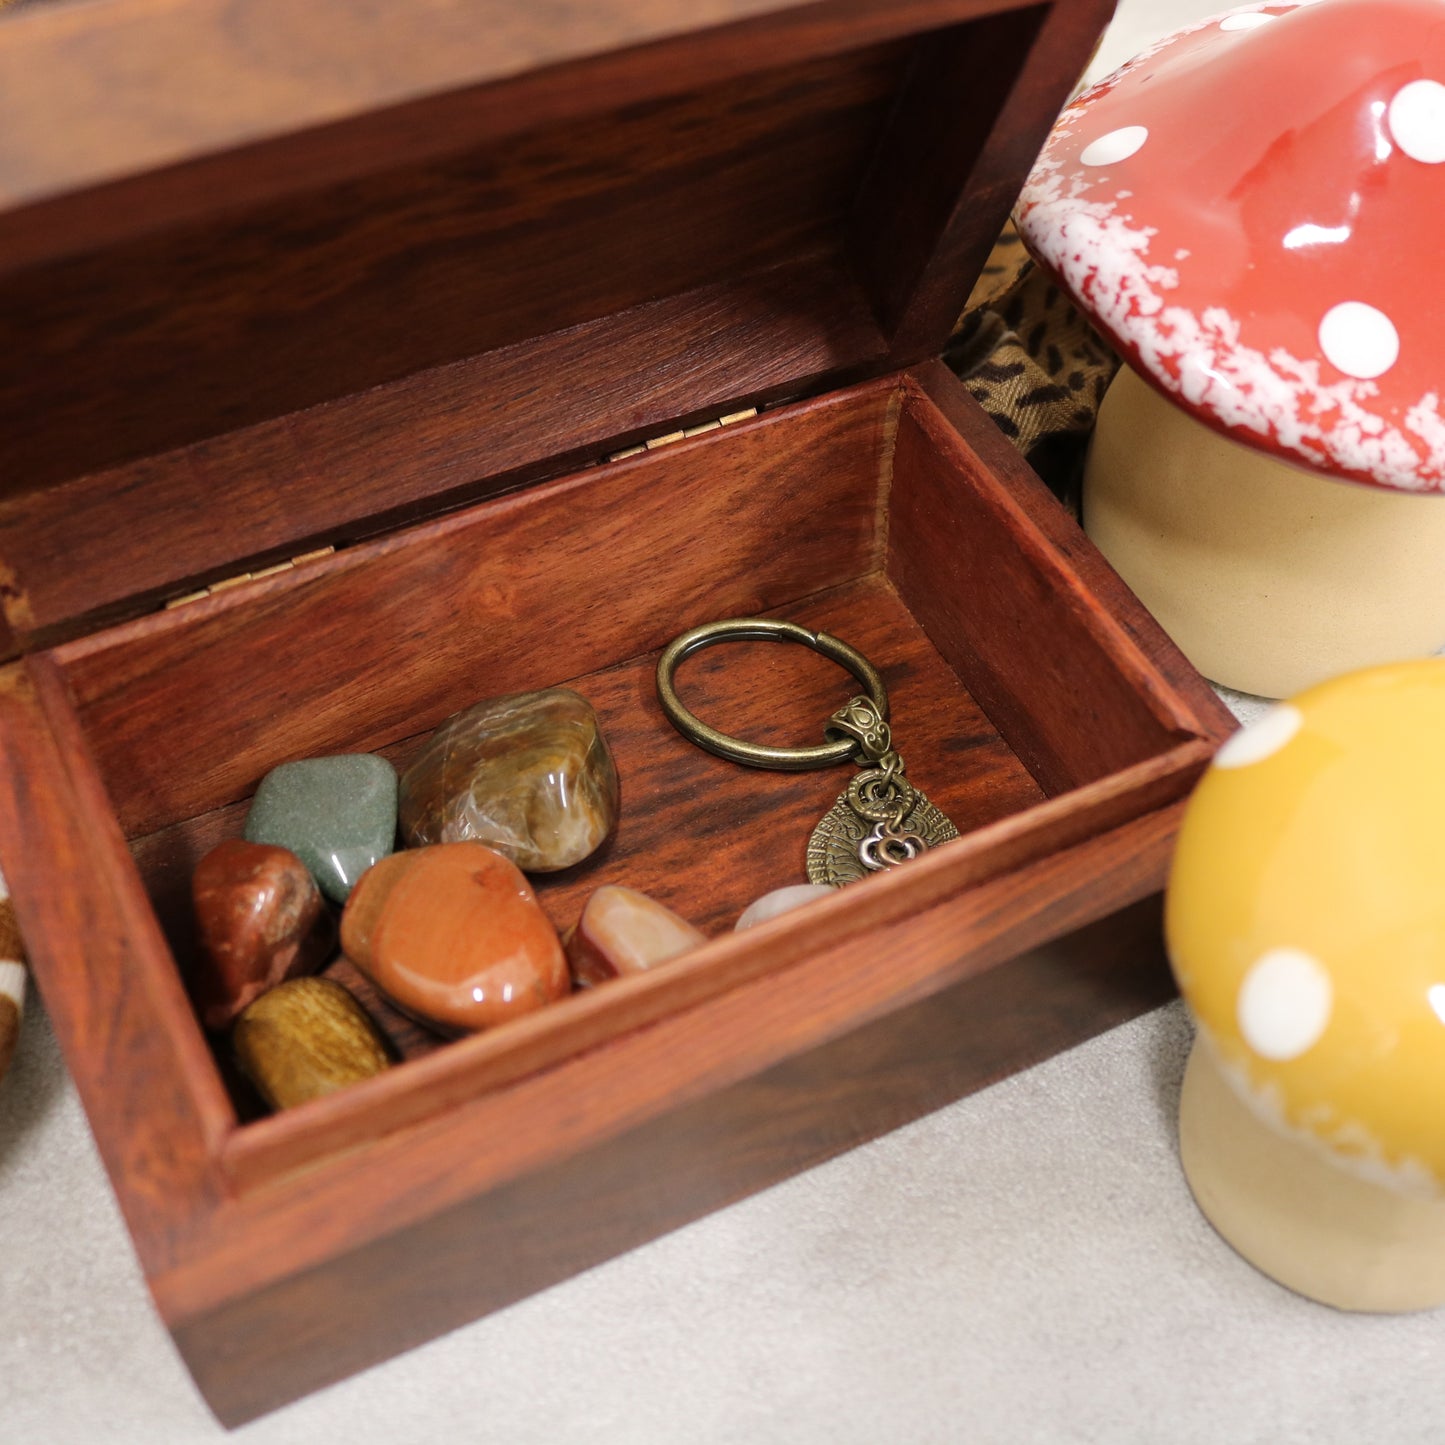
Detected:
[
  {"left": 564, "top": 885, "right": 706, "bottom": 987},
  {"left": 0, "top": 869, "right": 25, "bottom": 1089}
]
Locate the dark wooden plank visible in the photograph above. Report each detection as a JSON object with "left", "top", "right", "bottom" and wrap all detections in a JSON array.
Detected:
[
  {"left": 0, "top": 259, "right": 885, "bottom": 649},
  {"left": 158, "top": 806, "right": 1182, "bottom": 1426},
  {"left": 56, "top": 382, "right": 898, "bottom": 837},
  {"left": 851, "top": 0, "right": 1119, "bottom": 359},
  {"left": 0, "top": 659, "right": 232, "bottom": 1273},
  {"left": 0, "top": 47, "right": 904, "bottom": 499},
  {"left": 0, "top": 0, "right": 1030, "bottom": 258}
]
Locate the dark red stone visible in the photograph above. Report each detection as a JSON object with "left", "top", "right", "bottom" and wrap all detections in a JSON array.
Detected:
[{"left": 192, "top": 839, "right": 335, "bottom": 1030}]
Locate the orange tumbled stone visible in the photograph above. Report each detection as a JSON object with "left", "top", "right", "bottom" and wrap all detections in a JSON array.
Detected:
[{"left": 340, "top": 842, "right": 569, "bottom": 1033}]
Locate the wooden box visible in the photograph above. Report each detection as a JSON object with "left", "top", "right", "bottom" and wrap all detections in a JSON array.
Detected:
[{"left": 0, "top": 0, "right": 1232, "bottom": 1425}]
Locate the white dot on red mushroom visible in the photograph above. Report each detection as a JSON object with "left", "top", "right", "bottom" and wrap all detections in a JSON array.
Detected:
[
  {"left": 1213, "top": 704, "right": 1302, "bottom": 768},
  {"left": 1318, "top": 302, "right": 1400, "bottom": 380},
  {"left": 1238, "top": 948, "right": 1333, "bottom": 1061},
  {"left": 1219, "top": 13, "right": 1274, "bottom": 29},
  {"left": 1387, "top": 79, "right": 1445, "bottom": 164},
  {"left": 1079, "top": 126, "right": 1148, "bottom": 167}
]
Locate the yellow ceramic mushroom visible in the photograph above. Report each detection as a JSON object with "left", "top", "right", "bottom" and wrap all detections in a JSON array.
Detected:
[{"left": 1167, "top": 659, "right": 1445, "bottom": 1310}]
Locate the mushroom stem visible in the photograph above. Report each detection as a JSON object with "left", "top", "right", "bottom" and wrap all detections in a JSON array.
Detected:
[
  {"left": 1084, "top": 367, "right": 1445, "bottom": 698},
  {"left": 1179, "top": 1036, "right": 1445, "bottom": 1312}
]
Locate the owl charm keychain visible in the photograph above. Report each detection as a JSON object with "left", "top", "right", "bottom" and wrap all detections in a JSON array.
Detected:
[{"left": 656, "top": 619, "right": 959, "bottom": 886}]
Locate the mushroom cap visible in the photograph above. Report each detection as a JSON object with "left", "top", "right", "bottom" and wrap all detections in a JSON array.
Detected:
[
  {"left": 1016, "top": 0, "right": 1445, "bottom": 492},
  {"left": 1166, "top": 660, "right": 1445, "bottom": 1196}
]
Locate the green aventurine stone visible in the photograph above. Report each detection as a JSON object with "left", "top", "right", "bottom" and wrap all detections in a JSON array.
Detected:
[{"left": 244, "top": 754, "right": 398, "bottom": 903}]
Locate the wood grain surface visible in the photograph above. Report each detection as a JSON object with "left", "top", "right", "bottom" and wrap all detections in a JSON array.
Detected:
[
  {"left": 0, "top": 45, "right": 905, "bottom": 499},
  {"left": 0, "top": 0, "right": 1022, "bottom": 242},
  {"left": 58, "top": 381, "right": 898, "bottom": 838},
  {"left": 0, "top": 258, "right": 886, "bottom": 651},
  {"left": 0, "top": 1, "right": 1104, "bottom": 653}
]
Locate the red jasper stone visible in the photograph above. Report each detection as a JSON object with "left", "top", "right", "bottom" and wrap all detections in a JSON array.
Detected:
[
  {"left": 191, "top": 839, "right": 335, "bottom": 1030},
  {"left": 340, "top": 842, "right": 570, "bottom": 1033}
]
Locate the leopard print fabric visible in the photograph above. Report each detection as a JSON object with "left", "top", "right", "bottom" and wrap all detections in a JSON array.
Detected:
[{"left": 944, "top": 224, "right": 1121, "bottom": 512}]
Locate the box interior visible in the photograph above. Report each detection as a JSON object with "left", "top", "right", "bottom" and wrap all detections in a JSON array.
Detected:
[{"left": 43, "top": 373, "right": 1190, "bottom": 1156}]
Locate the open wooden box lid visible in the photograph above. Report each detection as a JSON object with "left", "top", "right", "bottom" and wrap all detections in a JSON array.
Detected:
[{"left": 0, "top": 0, "right": 1113, "bottom": 655}]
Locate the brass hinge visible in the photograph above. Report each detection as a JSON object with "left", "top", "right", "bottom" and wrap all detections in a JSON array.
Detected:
[
  {"left": 162, "top": 546, "right": 336, "bottom": 611},
  {"left": 604, "top": 406, "right": 757, "bottom": 463}
]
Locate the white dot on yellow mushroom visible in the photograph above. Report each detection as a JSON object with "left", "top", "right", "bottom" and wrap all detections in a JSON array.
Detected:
[
  {"left": 1238, "top": 948, "right": 1333, "bottom": 1061},
  {"left": 1213, "top": 703, "right": 1302, "bottom": 768},
  {"left": 1427, "top": 984, "right": 1445, "bottom": 1028},
  {"left": 1388, "top": 79, "right": 1445, "bottom": 164},
  {"left": 1080, "top": 126, "right": 1149, "bottom": 167}
]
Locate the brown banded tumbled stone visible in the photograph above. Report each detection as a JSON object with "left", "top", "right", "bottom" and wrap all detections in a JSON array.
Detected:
[
  {"left": 192, "top": 839, "right": 335, "bottom": 1030},
  {"left": 233, "top": 976, "right": 390, "bottom": 1112},
  {"left": 399, "top": 687, "right": 619, "bottom": 871},
  {"left": 564, "top": 885, "right": 706, "bottom": 988},
  {"left": 341, "top": 842, "right": 570, "bottom": 1033}
]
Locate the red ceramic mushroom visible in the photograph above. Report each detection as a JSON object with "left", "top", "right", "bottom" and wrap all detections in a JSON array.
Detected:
[{"left": 1016, "top": 0, "right": 1445, "bottom": 697}]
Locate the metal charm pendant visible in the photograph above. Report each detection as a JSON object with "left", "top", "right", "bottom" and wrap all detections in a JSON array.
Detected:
[
  {"left": 805, "top": 697, "right": 959, "bottom": 884},
  {"left": 806, "top": 772, "right": 958, "bottom": 887},
  {"left": 656, "top": 621, "right": 960, "bottom": 889}
]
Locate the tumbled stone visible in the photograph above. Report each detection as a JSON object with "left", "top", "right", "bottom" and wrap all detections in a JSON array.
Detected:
[
  {"left": 191, "top": 839, "right": 335, "bottom": 1030},
  {"left": 564, "top": 885, "right": 706, "bottom": 987},
  {"left": 399, "top": 688, "right": 618, "bottom": 872},
  {"left": 341, "top": 842, "right": 570, "bottom": 1033},
  {"left": 233, "top": 976, "right": 390, "bottom": 1112},
  {"left": 735, "top": 884, "right": 835, "bottom": 931},
  {"left": 245, "top": 753, "right": 398, "bottom": 903}
]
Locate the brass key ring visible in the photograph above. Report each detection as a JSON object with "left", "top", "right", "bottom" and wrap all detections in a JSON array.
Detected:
[
  {"left": 655, "top": 618, "right": 889, "bottom": 771},
  {"left": 656, "top": 617, "right": 958, "bottom": 885}
]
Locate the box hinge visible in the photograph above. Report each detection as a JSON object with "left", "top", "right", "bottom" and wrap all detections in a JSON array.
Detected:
[
  {"left": 162, "top": 547, "right": 336, "bottom": 611},
  {"left": 604, "top": 407, "right": 757, "bottom": 463}
]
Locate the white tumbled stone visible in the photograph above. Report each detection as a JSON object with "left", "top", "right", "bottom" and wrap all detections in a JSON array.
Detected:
[{"left": 735, "top": 884, "right": 835, "bottom": 931}]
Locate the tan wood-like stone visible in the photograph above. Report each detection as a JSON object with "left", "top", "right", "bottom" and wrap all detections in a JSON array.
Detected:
[
  {"left": 233, "top": 977, "right": 391, "bottom": 1113},
  {"left": 399, "top": 688, "right": 619, "bottom": 872}
]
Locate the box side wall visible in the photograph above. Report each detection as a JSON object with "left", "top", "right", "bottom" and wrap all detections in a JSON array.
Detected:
[
  {"left": 170, "top": 880, "right": 1173, "bottom": 1427},
  {"left": 52, "top": 384, "right": 898, "bottom": 838}
]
